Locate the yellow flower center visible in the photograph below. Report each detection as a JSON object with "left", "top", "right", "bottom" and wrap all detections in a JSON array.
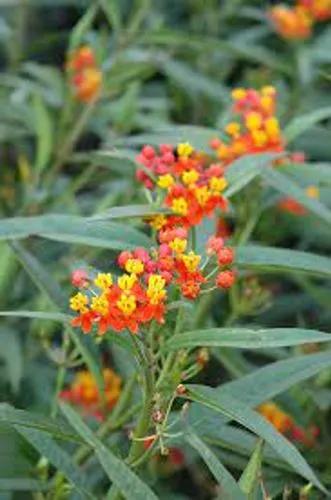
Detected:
[
  {"left": 251, "top": 130, "right": 268, "bottom": 147},
  {"left": 91, "top": 294, "right": 109, "bottom": 315},
  {"left": 209, "top": 176, "right": 228, "bottom": 193},
  {"left": 245, "top": 112, "right": 263, "bottom": 131},
  {"left": 147, "top": 214, "right": 167, "bottom": 230},
  {"left": 157, "top": 174, "right": 175, "bottom": 189},
  {"left": 116, "top": 293, "right": 137, "bottom": 316},
  {"left": 194, "top": 186, "right": 211, "bottom": 206},
  {"left": 94, "top": 272, "right": 112, "bottom": 290},
  {"left": 118, "top": 273, "right": 137, "bottom": 291},
  {"left": 70, "top": 292, "right": 89, "bottom": 313},
  {"left": 172, "top": 197, "right": 188, "bottom": 216},
  {"left": 177, "top": 142, "right": 194, "bottom": 158},
  {"left": 125, "top": 258, "right": 144, "bottom": 275},
  {"left": 182, "top": 169, "right": 199, "bottom": 186},
  {"left": 181, "top": 251, "right": 201, "bottom": 272},
  {"left": 231, "top": 88, "right": 246, "bottom": 100},
  {"left": 169, "top": 237, "right": 187, "bottom": 254},
  {"left": 147, "top": 274, "right": 167, "bottom": 305},
  {"left": 225, "top": 122, "right": 240, "bottom": 137},
  {"left": 264, "top": 117, "right": 280, "bottom": 140}
]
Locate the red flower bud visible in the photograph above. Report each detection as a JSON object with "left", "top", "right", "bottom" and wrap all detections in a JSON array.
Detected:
[
  {"left": 71, "top": 269, "right": 89, "bottom": 288},
  {"left": 217, "top": 247, "right": 234, "bottom": 266},
  {"left": 216, "top": 270, "right": 235, "bottom": 289}
]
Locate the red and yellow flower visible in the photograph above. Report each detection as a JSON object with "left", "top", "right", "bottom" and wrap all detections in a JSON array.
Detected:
[
  {"left": 67, "top": 45, "right": 102, "bottom": 102},
  {"left": 136, "top": 143, "right": 228, "bottom": 230},
  {"left": 60, "top": 368, "right": 121, "bottom": 419},
  {"left": 210, "top": 87, "right": 285, "bottom": 166}
]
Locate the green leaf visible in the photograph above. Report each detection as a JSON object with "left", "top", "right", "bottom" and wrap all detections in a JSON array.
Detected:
[
  {"left": 69, "top": 4, "right": 98, "bottom": 52},
  {"left": 280, "top": 162, "right": 331, "bottom": 186},
  {"left": 90, "top": 204, "right": 171, "bottom": 221},
  {"left": 221, "top": 350, "right": 331, "bottom": 406},
  {"left": 0, "top": 215, "right": 150, "bottom": 249},
  {"left": 164, "top": 328, "right": 330, "bottom": 351},
  {"left": 186, "top": 385, "right": 326, "bottom": 493},
  {"left": 239, "top": 439, "right": 264, "bottom": 498},
  {"left": 188, "top": 351, "right": 331, "bottom": 444},
  {"left": 32, "top": 93, "right": 53, "bottom": 173},
  {"left": 0, "top": 404, "right": 82, "bottom": 443},
  {"left": 99, "top": 0, "right": 122, "bottom": 35},
  {"left": 224, "top": 152, "right": 283, "bottom": 198},
  {"left": 0, "top": 328, "right": 23, "bottom": 393},
  {"left": 0, "top": 310, "right": 70, "bottom": 323},
  {"left": 60, "top": 403, "right": 158, "bottom": 500},
  {"left": 0, "top": 478, "right": 49, "bottom": 492},
  {"left": 263, "top": 168, "right": 331, "bottom": 225},
  {"left": 9, "top": 240, "right": 66, "bottom": 309},
  {"left": 186, "top": 430, "right": 245, "bottom": 500},
  {"left": 284, "top": 106, "right": 331, "bottom": 143},
  {"left": 15, "top": 427, "right": 92, "bottom": 499},
  {"left": 162, "top": 59, "right": 228, "bottom": 104},
  {"left": 8, "top": 241, "right": 105, "bottom": 408},
  {"left": 236, "top": 245, "right": 331, "bottom": 278}
]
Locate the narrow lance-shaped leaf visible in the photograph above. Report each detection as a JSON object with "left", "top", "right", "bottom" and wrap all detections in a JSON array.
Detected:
[
  {"left": 60, "top": 403, "right": 158, "bottom": 500},
  {"left": 15, "top": 427, "right": 93, "bottom": 499},
  {"left": 236, "top": 245, "right": 331, "bottom": 278},
  {"left": 0, "top": 215, "right": 150, "bottom": 249},
  {"left": 284, "top": 106, "right": 331, "bottom": 143},
  {"left": 8, "top": 240, "right": 105, "bottom": 403},
  {"left": 33, "top": 93, "right": 53, "bottom": 173},
  {"left": 164, "top": 327, "right": 331, "bottom": 352},
  {"left": 188, "top": 351, "right": 331, "bottom": 432},
  {"left": 0, "top": 404, "right": 82, "bottom": 443},
  {"left": 186, "top": 385, "right": 326, "bottom": 493},
  {"left": 224, "top": 152, "right": 283, "bottom": 198},
  {"left": 262, "top": 167, "right": 331, "bottom": 226},
  {"left": 239, "top": 439, "right": 264, "bottom": 498},
  {"left": 186, "top": 429, "right": 245, "bottom": 500},
  {"left": 89, "top": 204, "right": 171, "bottom": 222}
]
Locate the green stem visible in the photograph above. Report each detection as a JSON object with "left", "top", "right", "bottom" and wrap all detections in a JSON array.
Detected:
[{"left": 45, "top": 99, "right": 97, "bottom": 187}]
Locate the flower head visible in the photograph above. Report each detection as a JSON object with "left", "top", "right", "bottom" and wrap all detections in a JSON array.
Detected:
[{"left": 60, "top": 368, "right": 121, "bottom": 420}]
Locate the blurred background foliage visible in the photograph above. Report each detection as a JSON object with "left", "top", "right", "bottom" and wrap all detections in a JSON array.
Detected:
[{"left": 0, "top": 1, "right": 331, "bottom": 498}]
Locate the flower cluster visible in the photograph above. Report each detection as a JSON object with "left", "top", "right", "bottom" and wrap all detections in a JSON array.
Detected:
[
  {"left": 69, "top": 234, "right": 235, "bottom": 335},
  {"left": 60, "top": 368, "right": 121, "bottom": 419},
  {"left": 269, "top": 0, "right": 331, "bottom": 40},
  {"left": 210, "top": 87, "right": 285, "bottom": 165},
  {"left": 136, "top": 143, "right": 228, "bottom": 230},
  {"left": 67, "top": 45, "right": 102, "bottom": 102},
  {"left": 258, "top": 402, "right": 319, "bottom": 447}
]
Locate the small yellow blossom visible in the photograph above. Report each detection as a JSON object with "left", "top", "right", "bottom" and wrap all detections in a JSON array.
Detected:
[
  {"left": 182, "top": 169, "right": 199, "bottom": 185},
  {"left": 172, "top": 197, "right": 189, "bottom": 216},
  {"left": 157, "top": 174, "right": 175, "bottom": 189},
  {"left": 70, "top": 292, "right": 89, "bottom": 313},
  {"left": 94, "top": 273, "right": 112, "bottom": 290},
  {"left": 209, "top": 176, "right": 228, "bottom": 193},
  {"left": 118, "top": 274, "right": 137, "bottom": 291},
  {"left": 169, "top": 238, "right": 187, "bottom": 254},
  {"left": 117, "top": 293, "right": 137, "bottom": 315},
  {"left": 177, "top": 142, "right": 194, "bottom": 158},
  {"left": 125, "top": 258, "right": 144, "bottom": 275},
  {"left": 91, "top": 294, "right": 108, "bottom": 315},
  {"left": 182, "top": 251, "right": 201, "bottom": 272}
]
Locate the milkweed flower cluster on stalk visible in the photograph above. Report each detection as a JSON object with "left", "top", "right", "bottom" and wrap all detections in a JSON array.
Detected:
[
  {"left": 66, "top": 45, "right": 102, "bottom": 102},
  {"left": 136, "top": 142, "right": 228, "bottom": 230},
  {"left": 70, "top": 141, "right": 236, "bottom": 337},
  {"left": 210, "top": 86, "right": 285, "bottom": 164},
  {"left": 60, "top": 368, "right": 121, "bottom": 420},
  {"left": 269, "top": 0, "right": 331, "bottom": 40}
]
